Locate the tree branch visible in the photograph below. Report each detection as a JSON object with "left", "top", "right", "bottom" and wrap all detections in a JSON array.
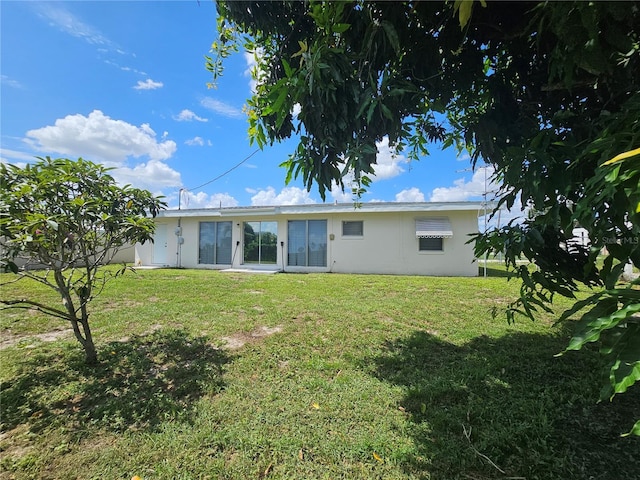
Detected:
[{"left": 0, "top": 298, "right": 70, "bottom": 321}]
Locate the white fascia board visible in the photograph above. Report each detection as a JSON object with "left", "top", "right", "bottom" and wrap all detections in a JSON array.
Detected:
[
  {"left": 278, "top": 201, "right": 487, "bottom": 215},
  {"left": 156, "top": 202, "right": 489, "bottom": 218},
  {"left": 157, "top": 209, "right": 222, "bottom": 218}
]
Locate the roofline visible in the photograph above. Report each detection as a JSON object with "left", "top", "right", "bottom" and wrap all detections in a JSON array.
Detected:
[{"left": 157, "top": 201, "right": 493, "bottom": 218}]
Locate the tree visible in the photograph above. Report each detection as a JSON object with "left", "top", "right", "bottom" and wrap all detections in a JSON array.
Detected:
[
  {"left": 0, "top": 157, "right": 166, "bottom": 364},
  {"left": 209, "top": 1, "right": 640, "bottom": 434}
]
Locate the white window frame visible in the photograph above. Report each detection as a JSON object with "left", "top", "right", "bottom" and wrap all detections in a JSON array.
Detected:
[
  {"left": 287, "top": 219, "right": 327, "bottom": 267},
  {"left": 416, "top": 217, "right": 451, "bottom": 254}
]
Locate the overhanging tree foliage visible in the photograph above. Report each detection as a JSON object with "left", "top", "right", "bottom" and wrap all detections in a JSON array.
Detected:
[
  {"left": 0, "top": 157, "right": 166, "bottom": 364},
  {"left": 209, "top": 1, "right": 639, "bottom": 434}
]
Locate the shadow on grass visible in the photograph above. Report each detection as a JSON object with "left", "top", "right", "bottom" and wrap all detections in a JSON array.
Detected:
[
  {"left": 369, "top": 330, "right": 640, "bottom": 480},
  {"left": 0, "top": 329, "right": 232, "bottom": 436}
]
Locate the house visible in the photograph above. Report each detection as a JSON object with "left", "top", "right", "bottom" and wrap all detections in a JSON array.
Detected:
[{"left": 134, "top": 201, "right": 486, "bottom": 276}]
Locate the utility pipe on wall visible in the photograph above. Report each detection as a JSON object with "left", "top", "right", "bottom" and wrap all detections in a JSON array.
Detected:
[
  {"left": 175, "top": 219, "right": 182, "bottom": 268},
  {"left": 280, "top": 241, "right": 285, "bottom": 272}
]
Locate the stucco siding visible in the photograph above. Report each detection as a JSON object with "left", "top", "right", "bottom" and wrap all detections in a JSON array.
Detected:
[
  {"left": 327, "top": 210, "right": 477, "bottom": 276},
  {"left": 135, "top": 203, "right": 482, "bottom": 276}
]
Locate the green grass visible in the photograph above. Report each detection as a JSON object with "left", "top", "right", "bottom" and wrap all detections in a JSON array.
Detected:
[{"left": 1, "top": 267, "right": 638, "bottom": 480}]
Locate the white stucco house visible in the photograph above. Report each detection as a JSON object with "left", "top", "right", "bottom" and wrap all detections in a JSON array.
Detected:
[{"left": 134, "top": 201, "right": 486, "bottom": 276}]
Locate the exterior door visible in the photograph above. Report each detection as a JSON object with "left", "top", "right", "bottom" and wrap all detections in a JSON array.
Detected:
[
  {"left": 153, "top": 224, "right": 168, "bottom": 264},
  {"left": 243, "top": 221, "right": 277, "bottom": 265}
]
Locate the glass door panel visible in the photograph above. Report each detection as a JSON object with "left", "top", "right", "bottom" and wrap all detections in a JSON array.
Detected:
[
  {"left": 243, "top": 221, "right": 278, "bottom": 265},
  {"left": 259, "top": 221, "right": 278, "bottom": 264}
]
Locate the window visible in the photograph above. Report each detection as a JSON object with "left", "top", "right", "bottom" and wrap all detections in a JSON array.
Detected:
[
  {"left": 419, "top": 237, "right": 443, "bottom": 251},
  {"left": 199, "top": 221, "right": 232, "bottom": 264},
  {"left": 342, "top": 220, "right": 363, "bottom": 236},
  {"left": 288, "top": 220, "right": 327, "bottom": 266},
  {"left": 416, "top": 217, "right": 451, "bottom": 253},
  {"left": 243, "top": 221, "right": 277, "bottom": 264}
]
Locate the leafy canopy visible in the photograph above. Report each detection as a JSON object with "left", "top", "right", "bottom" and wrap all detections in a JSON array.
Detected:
[
  {"left": 210, "top": 1, "right": 640, "bottom": 435},
  {"left": 0, "top": 157, "right": 166, "bottom": 363}
]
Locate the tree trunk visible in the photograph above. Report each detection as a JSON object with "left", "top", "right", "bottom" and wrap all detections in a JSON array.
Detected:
[
  {"left": 54, "top": 269, "right": 99, "bottom": 365},
  {"left": 79, "top": 313, "right": 98, "bottom": 365},
  {"left": 68, "top": 317, "right": 98, "bottom": 365},
  {"left": 83, "top": 335, "right": 98, "bottom": 365}
]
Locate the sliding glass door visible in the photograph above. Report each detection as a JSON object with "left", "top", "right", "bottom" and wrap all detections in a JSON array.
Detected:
[
  {"left": 287, "top": 220, "right": 327, "bottom": 267},
  {"left": 243, "top": 221, "right": 278, "bottom": 265}
]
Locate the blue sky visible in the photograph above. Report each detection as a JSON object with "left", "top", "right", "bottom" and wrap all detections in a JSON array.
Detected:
[{"left": 1, "top": 1, "right": 498, "bottom": 210}]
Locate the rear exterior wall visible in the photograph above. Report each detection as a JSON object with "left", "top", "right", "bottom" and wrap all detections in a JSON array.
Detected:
[{"left": 135, "top": 210, "right": 479, "bottom": 276}]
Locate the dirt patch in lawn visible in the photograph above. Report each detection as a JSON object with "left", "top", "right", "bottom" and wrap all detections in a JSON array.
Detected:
[
  {"left": 0, "top": 328, "right": 73, "bottom": 350},
  {"left": 219, "top": 325, "right": 283, "bottom": 350}
]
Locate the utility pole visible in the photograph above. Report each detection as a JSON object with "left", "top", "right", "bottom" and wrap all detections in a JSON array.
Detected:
[
  {"left": 456, "top": 165, "right": 490, "bottom": 278},
  {"left": 483, "top": 165, "right": 488, "bottom": 278}
]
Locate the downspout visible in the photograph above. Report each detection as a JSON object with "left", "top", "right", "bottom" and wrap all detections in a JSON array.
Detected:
[
  {"left": 280, "top": 241, "right": 285, "bottom": 273},
  {"left": 176, "top": 218, "right": 182, "bottom": 268},
  {"left": 176, "top": 188, "right": 184, "bottom": 268}
]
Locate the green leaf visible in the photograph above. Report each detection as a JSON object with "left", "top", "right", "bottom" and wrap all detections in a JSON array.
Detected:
[
  {"left": 380, "top": 103, "right": 394, "bottom": 121},
  {"left": 332, "top": 23, "right": 350, "bottom": 34},
  {"left": 456, "top": 0, "right": 474, "bottom": 29},
  {"left": 564, "top": 298, "right": 626, "bottom": 351},
  {"left": 281, "top": 58, "right": 293, "bottom": 77},
  {"left": 622, "top": 419, "right": 640, "bottom": 437},
  {"left": 366, "top": 102, "right": 377, "bottom": 123},
  {"left": 271, "top": 88, "right": 289, "bottom": 125},
  {"left": 557, "top": 292, "right": 604, "bottom": 325},
  {"left": 611, "top": 360, "right": 640, "bottom": 395},
  {"left": 380, "top": 20, "right": 400, "bottom": 54},
  {"left": 609, "top": 322, "right": 640, "bottom": 395}
]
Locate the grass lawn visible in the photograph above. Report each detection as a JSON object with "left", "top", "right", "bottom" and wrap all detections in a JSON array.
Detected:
[{"left": 1, "top": 267, "right": 638, "bottom": 479}]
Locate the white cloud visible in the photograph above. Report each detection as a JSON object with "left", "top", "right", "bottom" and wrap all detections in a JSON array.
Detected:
[
  {"left": 330, "top": 184, "right": 353, "bottom": 203},
  {"left": 201, "top": 97, "right": 244, "bottom": 119},
  {"left": 430, "top": 165, "right": 497, "bottom": 202},
  {"left": 185, "top": 136, "right": 205, "bottom": 147},
  {"left": 134, "top": 79, "right": 163, "bottom": 90},
  {"left": 1, "top": 75, "right": 23, "bottom": 89},
  {"left": 250, "top": 186, "right": 316, "bottom": 206},
  {"left": 31, "top": 3, "right": 146, "bottom": 77},
  {"left": 178, "top": 191, "right": 239, "bottom": 209},
  {"left": 0, "top": 148, "right": 36, "bottom": 164},
  {"left": 395, "top": 187, "right": 425, "bottom": 202},
  {"left": 113, "top": 160, "right": 181, "bottom": 191},
  {"left": 104, "top": 60, "right": 146, "bottom": 76},
  {"left": 32, "top": 3, "right": 113, "bottom": 47},
  {"left": 24, "top": 110, "right": 176, "bottom": 165},
  {"left": 0, "top": 155, "right": 28, "bottom": 169},
  {"left": 370, "top": 136, "right": 407, "bottom": 181},
  {"left": 174, "top": 109, "right": 208, "bottom": 122}
]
